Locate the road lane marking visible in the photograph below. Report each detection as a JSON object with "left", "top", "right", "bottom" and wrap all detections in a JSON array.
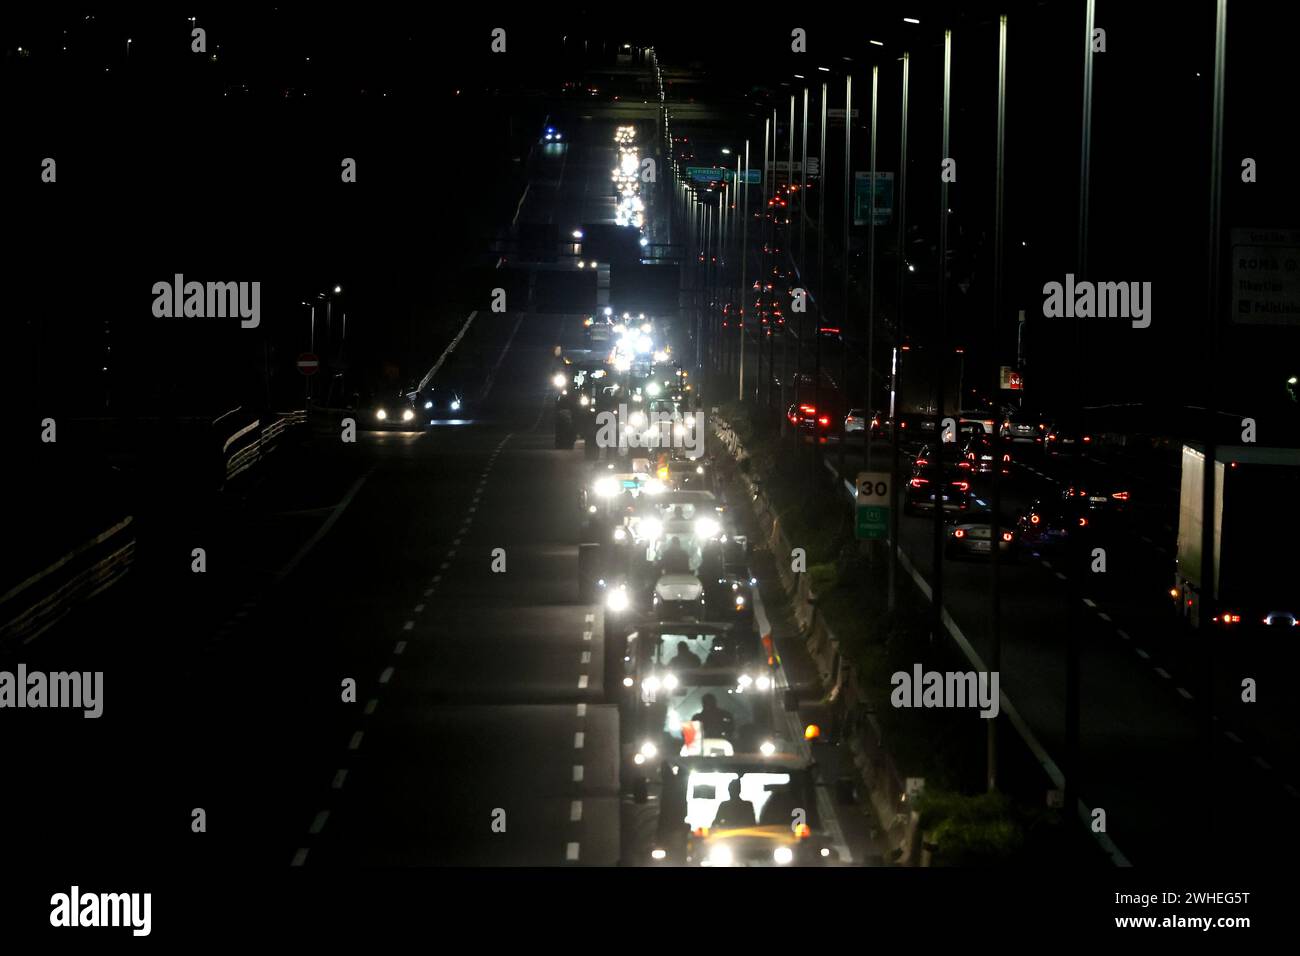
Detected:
[
  {"left": 453, "top": 537, "right": 461, "bottom": 546},
  {"left": 1135, "top": 648, "right": 1150, "bottom": 660},
  {"left": 1224, "top": 731, "right": 1243, "bottom": 745},
  {"left": 433, "top": 574, "right": 442, "bottom": 583},
  {"left": 1054, "top": 572, "right": 1067, "bottom": 581},
  {"left": 574, "top": 732, "right": 585, "bottom": 749},
  {"left": 582, "top": 630, "right": 592, "bottom": 642},
  {"left": 1176, "top": 687, "right": 1193, "bottom": 700},
  {"left": 379, "top": 667, "right": 394, "bottom": 684},
  {"left": 414, "top": 603, "right": 426, "bottom": 613},
  {"left": 309, "top": 810, "right": 330, "bottom": 835},
  {"left": 423, "top": 588, "right": 434, "bottom": 597},
  {"left": 1082, "top": 598, "right": 1096, "bottom": 608},
  {"left": 576, "top": 703, "right": 586, "bottom": 717},
  {"left": 584, "top": 613, "right": 594, "bottom": 624},
  {"left": 578, "top": 675, "right": 588, "bottom": 689},
  {"left": 1116, "top": 629, "right": 1131, "bottom": 641},
  {"left": 1255, "top": 755, "right": 1273, "bottom": 771},
  {"left": 1097, "top": 612, "right": 1111, "bottom": 622},
  {"left": 570, "top": 801, "right": 583, "bottom": 822},
  {"left": 364, "top": 699, "right": 378, "bottom": 715},
  {"left": 291, "top": 848, "right": 309, "bottom": 867},
  {"left": 573, "top": 765, "right": 584, "bottom": 782},
  {"left": 332, "top": 769, "right": 348, "bottom": 790},
  {"left": 403, "top": 620, "right": 415, "bottom": 631},
  {"left": 581, "top": 651, "right": 591, "bottom": 664},
  {"left": 395, "top": 641, "right": 407, "bottom": 655},
  {"left": 274, "top": 465, "right": 377, "bottom": 585},
  {"left": 349, "top": 731, "right": 365, "bottom": 750},
  {"left": 440, "top": 562, "right": 450, "bottom": 570},
  {"left": 1153, "top": 667, "right": 1171, "bottom": 679},
  {"left": 566, "top": 842, "right": 580, "bottom": 861}
]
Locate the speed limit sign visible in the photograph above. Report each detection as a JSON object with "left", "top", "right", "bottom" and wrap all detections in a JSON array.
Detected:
[{"left": 855, "top": 472, "right": 891, "bottom": 540}]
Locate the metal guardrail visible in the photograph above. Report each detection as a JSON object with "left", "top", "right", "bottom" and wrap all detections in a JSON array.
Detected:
[
  {"left": 0, "top": 516, "right": 136, "bottom": 651},
  {"left": 223, "top": 410, "right": 306, "bottom": 486}
]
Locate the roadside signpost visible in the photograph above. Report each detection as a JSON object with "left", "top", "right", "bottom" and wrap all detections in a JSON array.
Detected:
[{"left": 855, "top": 471, "right": 890, "bottom": 541}]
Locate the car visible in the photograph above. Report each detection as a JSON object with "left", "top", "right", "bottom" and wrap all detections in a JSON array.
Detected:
[
  {"left": 541, "top": 125, "right": 563, "bottom": 143},
  {"left": 960, "top": 434, "right": 1012, "bottom": 476},
  {"left": 650, "top": 754, "right": 840, "bottom": 866},
  {"left": 1045, "top": 419, "right": 1093, "bottom": 456},
  {"left": 1013, "top": 485, "right": 1124, "bottom": 553},
  {"left": 844, "top": 408, "right": 869, "bottom": 435},
  {"left": 957, "top": 409, "right": 998, "bottom": 436},
  {"left": 651, "top": 574, "right": 708, "bottom": 621},
  {"left": 786, "top": 402, "right": 835, "bottom": 438},
  {"left": 359, "top": 389, "right": 425, "bottom": 430},
  {"left": 904, "top": 461, "right": 973, "bottom": 515},
  {"left": 999, "top": 408, "right": 1048, "bottom": 445},
  {"left": 704, "top": 571, "right": 754, "bottom": 627},
  {"left": 666, "top": 457, "right": 715, "bottom": 494},
  {"left": 945, "top": 512, "right": 1018, "bottom": 560},
  {"left": 413, "top": 384, "right": 464, "bottom": 418}
]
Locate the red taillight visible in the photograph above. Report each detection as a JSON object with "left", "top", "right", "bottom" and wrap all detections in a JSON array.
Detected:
[
  {"left": 915, "top": 458, "right": 928, "bottom": 466},
  {"left": 818, "top": 416, "right": 830, "bottom": 426},
  {"left": 1082, "top": 435, "right": 1092, "bottom": 442},
  {"left": 1078, "top": 517, "right": 1088, "bottom": 527},
  {"left": 793, "top": 823, "right": 812, "bottom": 839},
  {"left": 953, "top": 481, "right": 969, "bottom": 491},
  {"left": 954, "top": 529, "right": 966, "bottom": 538},
  {"left": 1002, "top": 454, "right": 1011, "bottom": 462},
  {"left": 1112, "top": 491, "right": 1129, "bottom": 501},
  {"left": 1030, "top": 514, "right": 1040, "bottom": 525},
  {"left": 1001, "top": 532, "right": 1013, "bottom": 542},
  {"left": 909, "top": 478, "right": 928, "bottom": 488}
]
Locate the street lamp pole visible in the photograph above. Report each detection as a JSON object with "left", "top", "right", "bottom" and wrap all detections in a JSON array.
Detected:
[
  {"left": 839, "top": 72, "right": 852, "bottom": 475},
  {"left": 888, "top": 51, "right": 910, "bottom": 614},
  {"left": 813, "top": 79, "right": 828, "bottom": 482},
  {"left": 798, "top": 85, "right": 810, "bottom": 415},
  {"left": 865, "top": 65, "right": 878, "bottom": 474},
  {"left": 785, "top": 93, "right": 795, "bottom": 418},
  {"left": 930, "top": 30, "right": 953, "bottom": 647},
  {"left": 739, "top": 139, "right": 749, "bottom": 402}
]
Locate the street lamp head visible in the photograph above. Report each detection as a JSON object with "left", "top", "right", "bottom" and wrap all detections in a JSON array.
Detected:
[{"left": 333, "top": 285, "right": 342, "bottom": 294}]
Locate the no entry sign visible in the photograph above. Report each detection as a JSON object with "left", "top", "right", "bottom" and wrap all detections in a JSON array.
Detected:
[{"left": 297, "top": 353, "right": 320, "bottom": 376}]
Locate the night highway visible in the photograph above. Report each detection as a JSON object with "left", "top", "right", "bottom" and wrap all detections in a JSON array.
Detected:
[{"left": 2, "top": 3, "right": 1296, "bottom": 942}]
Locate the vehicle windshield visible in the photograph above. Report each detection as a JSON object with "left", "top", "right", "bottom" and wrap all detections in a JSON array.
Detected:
[
  {"left": 647, "top": 628, "right": 738, "bottom": 667},
  {"left": 684, "top": 767, "right": 815, "bottom": 830}
]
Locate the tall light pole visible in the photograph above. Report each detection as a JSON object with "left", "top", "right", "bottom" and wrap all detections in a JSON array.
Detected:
[
  {"left": 813, "top": 78, "right": 828, "bottom": 481},
  {"left": 760, "top": 116, "right": 771, "bottom": 405},
  {"left": 865, "top": 64, "right": 879, "bottom": 474},
  {"left": 888, "top": 51, "right": 910, "bottom": 614},
  {"left": 798, "top": 84, "right": 810, "bottom": 415},
  {"left": 931, "top": 30, "right": 953, "bottom": 647},
  {"left": 839, "top": 71, "right": 852, "bottom": 474},
  {"left": 988, "top": 15, "right": 1009, "bottom": 794},
  {"left": 785, "top": 93, "right": 795, "bottom": 419},
  {"left": 739, "top": 139, "right": 750, "bottom": 401}
]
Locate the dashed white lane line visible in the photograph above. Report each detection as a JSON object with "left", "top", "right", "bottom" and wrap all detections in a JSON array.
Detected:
[
  {"left": 1153, "top": 667, "right": 1171, "bottom": 680},
  {"left": 414, "top": 603, "right": 426, "bottom": 613},
  {"left": 433, "top": 574, "right": 442, "bottom": 584},
  {"left": 332, "top": 769, "right": 348, "bottom": 790},
  {"left": 582, "top": 630, "right": 592, "bottom": 642},
  {"left": 1224, "top": 731, "right": 1243, "bottom": 745},
  {"left": 291, "top": 848, "right": 309, "bottom": 867},
  {"left": 584, "top": 613, "right": 595, "bottom": 624},
  {"left": 379, "top": 667, "right": 395, "bottom": 684},
  {"left": 395, "top": 641, "right": 407, "bottom": 655},
  {"left": 1255, "top": 755, "right": 1273, "bottom": 771},
  {"left": 1176, "top": 686, "right": 1193, "bottom": 700},
  {"left": 570, "top": 800, "right": 583, "bottom": 822},
  {"left": 1082, "top": 598, "right": 1097, "bottom": 608},
  {"left": 309, "top": 810, "right": 330, "bottom": 835},
  {"left": 1054, "top": 571, "right": 1067, "bottom": 581},
  {"left": 1042, "top": 560, "right": 1053, "bottom": 570},
  {"left": 468, "top": 506, "right": 477, "bottom": 514},
  {"left": 578, "top": 675, "right": 589, "bottom": 689},
  {"left": 440, "top": 562, "right": 450, "bottom": 570},
  {"left": 349, "top": 731, "right": 365, "bottom": 750},
  {"left": 1135, "top": 648, "right": 1150, "bottom": 660},
  {"left": 566, "top": 842, "right": 580, "bottom": 861},
  {"left": 573, "top": 765, "right": 584, "bottom": 782},
  {"left": 364, "top": 699, "right": 378, "bottom": 716},
  {"left": 576, "top": 703, "right": 587, "bottom": 717},
  {"left": 1284, "top": 784, "right": 1300, "bottom": 800},
  {"left": 574, "top": 732, "right": 585, "bottom": 749},
  {"left": 423, "top": 588, "right": 434, "bottom": 597},
  {"left": 581, "top": 651, "right": 592, "bottom": 664},
  {"left": 1097, "top": 612, "right": 1111, "bottom": 622},
  {"left": 403, "top": 620, "right": 415, "bottom": 631},
  {"left": 1116, "top": 629, "right": 1131, "bottom": 641},
  {"left": 453, "top": 537, "right": 461, "bottom": 546}
]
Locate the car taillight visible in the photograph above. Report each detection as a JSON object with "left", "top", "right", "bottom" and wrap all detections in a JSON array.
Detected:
[
  {"left": 818, "top": 416, "right": 830, "bottom": 426},
  {"left": 1078, "top": 517, "right": 1088, "bottom": 527},
  {"left": 793, "top": 824, "right": 812, "bottom": 839},
  {"left": 915, "top": 458, "right": 928, "bottom": 466},
  {"left": 1002, "top": 454, "right": 1011, "bottom": 462},
  {"left": 1001, "top": 532, "right": 1013, "bottom": 542},
  {"left": 909, "top": 478, "right": 928, "bottom": 488},
  {"left": 954, "top": 529, "right": 965, "bottom": 538},
  {"left": 1030, "top": 514, "right": 1040, "bottom": 524},
  {"left": 1112, "top": 491, "right": 1129, "bottom": 501},
  {"left": 953, "top": 481, "right": 969, "bottom": 491},
  {"left": 1082, "top": 435, "right": 1092, "bottom": 442}
]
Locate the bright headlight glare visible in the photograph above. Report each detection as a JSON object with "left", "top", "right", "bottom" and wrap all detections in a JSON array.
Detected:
[
  {"left": 760, "top": 740, "right": 777, "bottom": 756},
  {"left": 606, "top": 588, "right": 629, "bottom": 612},
  {"left": 630, "top": 412, "right": 646, "bottom": 427},
  {"left": 376, "top": 408, "right": 387, "bottom": 420},
  {"left": 579, "top": 395, "right": 590, "bottom": 407},
  {"left": 643, "top": 676, "right": 660, "bottom": 693},
  {"left": 401, "top": 408, "right": 415, "bottom": 421},
  {"left": 695, "top": 517, "right": 721, "bottom": 538},
  {"left": 661, "top": 673, "right": 679, "bottom": 691},
  {"left": 640, "top": 741, "right": 658, "bottom": 758},
  {"left": 773, "top": 846, "right": 794, "bottom": 865},
  {"left": 552, "top": 373, "right": 567, "bottom": 388},
  {"left": 640, "top": 518, "right": 662, "bottom": 540},
  {"left": 594, "top": 477, "right": 619, "bottom": 497},
  {"left": 708, "top": 845, "right": 733, "bottom": 867},
  {"left": 651, "top": 849, "right": 667, "bottom": 860},
  {"left": 756, "top": 675, "right": 772, "bottom": 692},
  {"left": 613, "top": 527, "right": 627, "bottom": 542}
]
